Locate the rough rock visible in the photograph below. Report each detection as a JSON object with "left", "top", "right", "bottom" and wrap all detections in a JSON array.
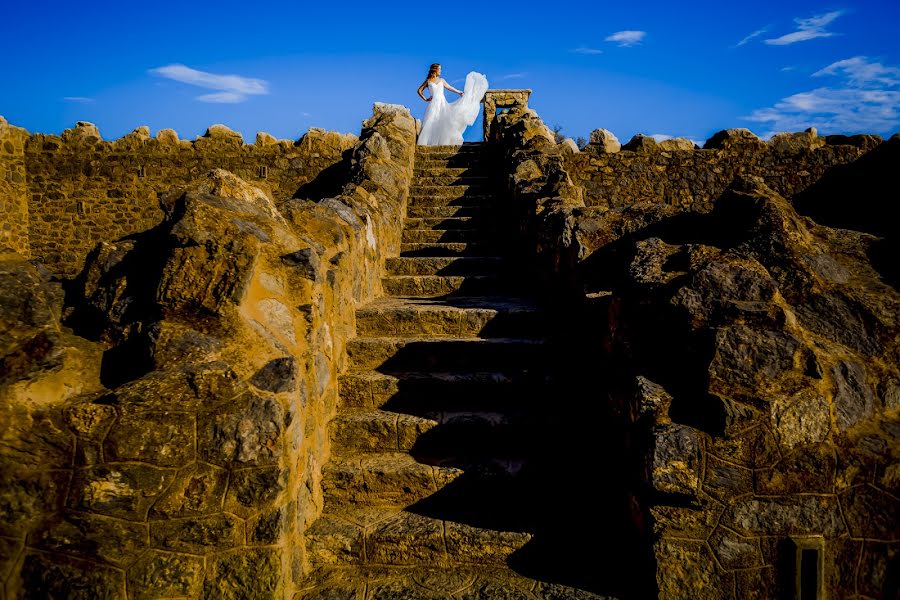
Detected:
[
  {"left": 769, "top": 127, "right": 825, "bottom": 153},
  {"left": 156, "top": 128, "right": 179, "bottom": 143},
  {"left": 203, "top": 123, "right": 243, "bottom": 141},
  {"left": 622, "top": 134, "right": 658, "bottom": 152},
  {"left": 703, "top": 128, "right": 762, "bottom": 150},
  {"left": 657, "top": 137, "right": 695, "bottom": 151},
  {"left": 589, "top": 128, "right": 621, "bottom": 153}
]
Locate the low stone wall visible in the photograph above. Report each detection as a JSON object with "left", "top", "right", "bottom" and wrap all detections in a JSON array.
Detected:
[
  {"left": 0, "top": 103, "right": 416, "bottom": 599},
  {"left": 0, "top": 117, "right": 30, "bottom": 256},
  {"left": 492, "top": 109, "right": 900, "bottom": 599},
  {"left": 18, "top": 120, "right": 356, "bottom": 277},
  {"left": 567, "top": 129, "right": 881, "bottom": 209}
]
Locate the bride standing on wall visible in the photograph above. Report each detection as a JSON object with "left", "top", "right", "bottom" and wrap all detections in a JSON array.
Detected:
[{"left": 416, "top": 63, "right": 489, "bottom": 146}]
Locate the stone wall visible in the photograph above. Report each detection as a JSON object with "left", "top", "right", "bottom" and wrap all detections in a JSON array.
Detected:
[
  {"left": 492, "top": 109, "right": 900, "bottom": 599},
  {"left": 0, "top": 117, "right": 30, "bottom": 256},
  {"left": 19, "top": 120, "right": 356, "bottom": 277},
  {"left": 0, "top": 103, "right": 416, "bottom": 599},
  {"left": 567, "top": 129, "right": 881, "bottom": 209}
]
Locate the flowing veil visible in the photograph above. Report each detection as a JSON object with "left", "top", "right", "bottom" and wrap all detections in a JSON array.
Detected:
[{"left": 418, "top": 71, "right": 489, "bottom": 145}]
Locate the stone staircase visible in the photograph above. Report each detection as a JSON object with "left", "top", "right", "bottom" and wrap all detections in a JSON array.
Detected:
[{"left": 299, "top": 143, "right": 602, "bottom": 599}]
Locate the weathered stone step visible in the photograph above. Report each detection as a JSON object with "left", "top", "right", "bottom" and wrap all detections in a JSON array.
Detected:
[
  {"left": 322, "top": 452, "right": 463, "bottom": 507},
  {"left": 406, "top": 205, "right": 491, "bottom": 219},
  {"left": 412, "top": 175, "right": 491, "bottom": 186},
  {"left": 410, "top": 185, "right": 489, "bottom": 198},
  {"left": 413, "top": 167, "right": 486, "bottom": 177},
  {"left": 416, "top": 143, "right": 484, "bottom": 154},
  {"left": 415, "top": 157, "right": 488, "bottom": 169},
  {"left": 407, "top": 194, "right": 495, "bottom": 207},
  {"left": 346, "top": 336, "right": 547, "bottom": 371},
  {"left": 382, "top": 275, "right": 505, "bottom": 298},
  {"left": 297, "top": 564, "right": 609, "bottom": 599},
  {"left": 305, "top": 507, "right": 531, "bottom": 568},
  {"left": 386, "top": 257, "right": 503, "bottom": 276},
  {"left": 329, "top": 410, "right": 438, "bottom": 454},
  {"left": 345, "top": 334, "right": 543, "bottom": 375},
  {"left": 400, "top": 242, "right": 496, "bottom": 257},
  {"left": 401, "top": 229, "right": 486, "bottom": 244},
  {"left": 354, "top": 296, "right": 546, "bottom": 338},
  {"left": 337, "top": 370, "right": 549, "bottom": 411},
  {"left": 402, "top": 217, "right": 494, "bottom": 231},
  {"left": 330, "top": 406, "right": 530, "bottom": 458}
]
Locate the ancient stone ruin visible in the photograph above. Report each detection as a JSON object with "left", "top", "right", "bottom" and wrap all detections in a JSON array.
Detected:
[{"left": 0, "top": 92, "right": 898, "bottom": 599}]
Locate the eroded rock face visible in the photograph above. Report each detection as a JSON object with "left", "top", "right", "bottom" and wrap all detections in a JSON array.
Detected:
[
  {"left": 1, "top": 102, "right": 416, "bottom": 599},
  {"left": 586, "top": 182, "right": 899, "bottom": 597},
  {"left": 492, "top": 106, "right": 899, "bottom": 598}
]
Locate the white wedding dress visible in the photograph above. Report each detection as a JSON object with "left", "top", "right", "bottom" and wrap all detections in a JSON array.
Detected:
[{"left": 417, "top": 72, "right": 489, "bottom": 146}]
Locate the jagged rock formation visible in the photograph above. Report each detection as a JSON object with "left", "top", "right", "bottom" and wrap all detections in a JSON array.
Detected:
[
  {"left": 491, "top": 106, "right": 900, "bottom": 599},
  {"left": 0, "top": 104, "right": 415, "bottom": 599}
]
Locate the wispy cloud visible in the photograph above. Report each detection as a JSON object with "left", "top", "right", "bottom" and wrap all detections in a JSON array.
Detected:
[
  {"left": 62, "top": 96, "right": 94, "bottom": 103},
  {"left": 148, "top": 63, "right": 269, "bottom": 103},
  {"left": 781, "top": 66, "right": 797, "bottom": 72},
  {"left": 571, "top": 46, "right": 603, "bottom": 55},
  {"left": 498, "top": 72, "right": 527, "bottom": 80},
  {"left": 605, "top": 30, "right": 646, "bottom": 47},
  {"left": 813, "top": 56, "right": 900, "bottom": 87},
  {"left": 744, "top": 56, "right": 900, "bottom": 137},
  {"left": 735, "top": 26, "right": 770, "bottom": 47},
  {"left": 764, "top": 10, "right": 844, "bottom": 45}
]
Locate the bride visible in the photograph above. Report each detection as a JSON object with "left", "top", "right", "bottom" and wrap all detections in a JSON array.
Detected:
[{"left": 416, "top": 63, "right": 489, "bottom": 146}]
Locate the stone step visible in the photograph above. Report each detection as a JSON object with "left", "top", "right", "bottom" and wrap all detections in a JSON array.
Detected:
[
  {"left": 330, "top": 407, "right": 531, "bottom": 459},
  {"left": 401, "top": 229, "right": 486, "bottom": 244},
  {"left": 406, "top": 205, "right": 491, "bottom": 219},
  {"left": 386, "top": 257, "right": 504, "bottom": 276},
  {"left": 354, "top": 296, "right": 546, "bottom": 339},
  {"left": 337, "top": 370, "right": 549, "bottom": 411},
  {"left": 321, "top": 453, "right": 529, "bottom": 515},
  {"left": 416, "top": 144, "right": 484, "bottom": 154},
  {"left": 415, "top": 157, "right": 489, "bottom": 169},
  {"left": 403, "top": 217, "right": 493, "bottom": 231},
  {"left": 297, "top": 564, "right": 609, "bottom": 599},
  {"left": 410, "top": 185, "right": 490, "bottom": 198},
  {"left": 329, "top": 410, "right": 438, "bottom": 454},
  {"left": 413, "top": 167, "right": 486, "bottom": 177},
  {"left": 346, "top": 336, "right": 547, "bottom": 372},
  {"left": 412, "top": 175, "right": 491, "bottom": 186},
  {"left": 382, "top": 275, "right": 506, "bottom": 298},
  {"left": 407, "top": 194, "right": 496, "bottom": 207},
  {"left": 400, "top": 242, "right": 496, "bottom": 257},
  {"left": 305, "top": 507, "right": 531, "bottom": 568},
  {"left": 322, "top": 452, "right": 463, "bottom": 507}
]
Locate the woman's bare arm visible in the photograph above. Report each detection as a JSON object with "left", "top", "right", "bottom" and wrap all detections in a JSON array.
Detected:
[
  {"left": 442, "top": 79, "right": 464, "bottom": 96},
  {"left": 417, "top": 81, "right": 431, "bottom": 102}
]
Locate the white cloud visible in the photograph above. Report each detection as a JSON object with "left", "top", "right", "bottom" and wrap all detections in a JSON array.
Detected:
[
  {"left": 62, "top": 96, "right": 94, "bottom": 103},
  {"left": 744, "top": 56, "right": 900, "bottom": 137},
  {"left": 736, "top": 26, "right": 770, "bottom": 47},
  {"left": 764, "top": 10, "right": 844, "bottom": 45},
  {"left": 605, "top": 30, "right": 646, "bottom": 47},
  {"left": 498, "top": 72, "right": 527, "bottom": 80},
  {"left": 149, "top": 63, "right": 269, "bottom": 103},
  {"left": 813, "top": 56, "right": 900, "bottom": 87},
  {"left": 650, "top": 134, "right": 671, "bottom": 141},
  {"left": 572, "top": 46, "right": 603, "bottom": 55}
]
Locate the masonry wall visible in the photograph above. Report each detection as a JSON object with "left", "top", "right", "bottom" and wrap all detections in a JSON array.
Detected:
[
  {"left": 567, "top": 134, "right": 881, "bottom": 208},
  {"left": 0, "top": 117, "right": 30, "bottom": 256},
  {"left": 21, "top": 123, "right": 356, "bottom": 277},
  {"left": 492, "top": 109, "right": 900, "bottom": 600}
]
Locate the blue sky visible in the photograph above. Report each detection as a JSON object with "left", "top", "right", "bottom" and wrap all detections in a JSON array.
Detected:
[{"left": 2, "top": 0, "right": 898, "bottom": 144}]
